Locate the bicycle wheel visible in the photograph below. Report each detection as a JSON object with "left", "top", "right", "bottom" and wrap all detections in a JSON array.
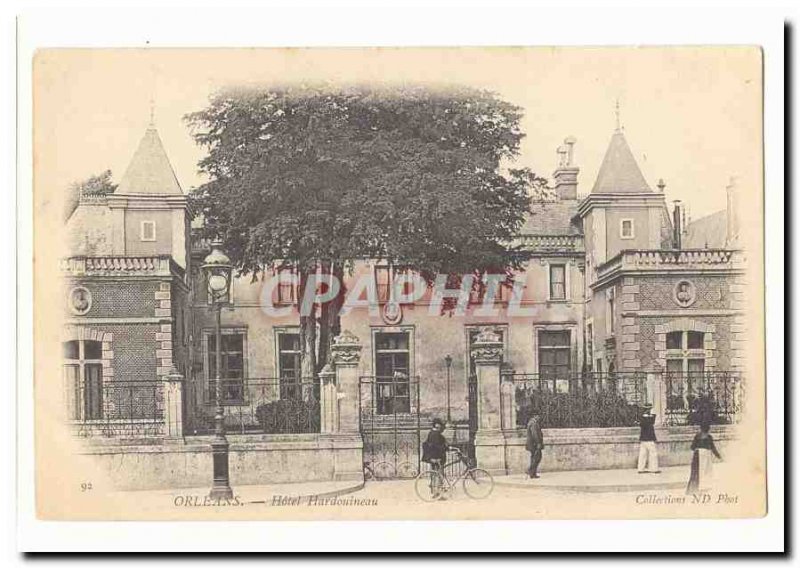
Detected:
[
  {"left": 414, "top": 470, "right": 445, "bottom": 502},
  {"left": 462, "top": 468, "right": 494, "bottom": 499}
]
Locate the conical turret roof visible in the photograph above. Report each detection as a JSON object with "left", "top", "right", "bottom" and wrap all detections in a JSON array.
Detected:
[
  {"left": 591, "top": 129, "right": 651, "bottom": 194},
  {"left": 116, "top": 126, "right": 183, "bottom": 195}
]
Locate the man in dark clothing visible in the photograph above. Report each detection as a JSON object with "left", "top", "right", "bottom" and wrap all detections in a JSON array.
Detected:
[
  {"left": 637, "top": 405, "right": 660, "bottom": 473},
  {"left": 422, "top": 418, "right": 449, "bottom": 498},
  {"left": 422, "top": 418, "right": 449, "bottom": 466},
  {"left": 525, "top": 415, "right": 544, "bottom": 479}
]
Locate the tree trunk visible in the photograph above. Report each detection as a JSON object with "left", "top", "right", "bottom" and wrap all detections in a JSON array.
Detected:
[
  {"left": 298, "top": 265, "right": 318, "bottom": 381},
  {"left": 316, "top": 262, "right": 345, "bottom": 373}
]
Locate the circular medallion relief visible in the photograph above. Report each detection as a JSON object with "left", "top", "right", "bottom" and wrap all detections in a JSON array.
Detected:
[
  {"left": 673, "top": 280, "right": 696, "bottom": 308},
  {"left": 381, "top": 299, "right": 403, "bottom": 325},
  {"left": 68, "top": 286, "right": 92, "bottom": 315}
]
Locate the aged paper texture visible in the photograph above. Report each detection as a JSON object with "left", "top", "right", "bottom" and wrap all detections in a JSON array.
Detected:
[{"left": 33, "top": 46, "right": 765, "bottom": 521}]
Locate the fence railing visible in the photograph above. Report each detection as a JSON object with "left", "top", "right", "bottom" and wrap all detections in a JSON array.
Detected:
[
  {"left": 503, "top": 372, "right": 649, "bottom": 429},
  {"left": 65, "top": 379, "right": 167, "bottom": 438},
  {"left": 184, "top": 377, "right": 321, "bottom": 435},
  {"left": 499, "top": 371, "right": 743, "bottom": 429},
  {"left": 663, "top": 371, "right": 743, "bottom": 426}
]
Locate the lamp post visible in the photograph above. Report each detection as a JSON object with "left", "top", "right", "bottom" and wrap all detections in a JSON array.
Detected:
[
  {"left": 203, "top": 239, "right": 234, "bottom": 500},
  {"left": 444, "top": 354, "right": 453, "bottom": 424}
]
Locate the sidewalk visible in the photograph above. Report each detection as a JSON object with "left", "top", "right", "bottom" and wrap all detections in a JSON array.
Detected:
[
  {"left": 112, "top": 478, "right": 365, "bottom": 505},
  {"left": 495, "top": 465, "right": 694, "bottom": 493}
]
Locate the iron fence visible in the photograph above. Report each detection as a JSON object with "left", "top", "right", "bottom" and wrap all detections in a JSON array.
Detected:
[
  {"left": 663, "top": 371, "right": 743, "bottom": 426},
  {"left": 184, "top": 377, "right": 321, "bottom": 435},
  {"left": 65, "top": 379, "right": 165, "bottom": 438},
  {"left": 502, "top": 372, "right": 649, "bottom": 429}
]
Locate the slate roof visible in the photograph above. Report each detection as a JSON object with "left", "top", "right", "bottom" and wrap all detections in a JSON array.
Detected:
[
  {"left": 591, "top": 130, "right": 652, "bottom": 194},
  {"left": 116, "top": 126, "right": 183, "bottom": 195},
  {"left": 519, "top": 200, "right": 581, "bottom": 236},
  {"left": 683, "top": 210, "right": 728, "bottom": 249}
]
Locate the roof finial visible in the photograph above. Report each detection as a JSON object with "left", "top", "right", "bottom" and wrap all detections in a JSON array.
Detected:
[
  {"left": 149, "top": 97, "right": 155, "bottom": 127},
  {"left": 614, "top": 98, "right": 621, "bottom": 132}
]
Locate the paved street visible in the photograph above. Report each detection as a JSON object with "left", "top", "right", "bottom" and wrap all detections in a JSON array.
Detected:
[{"left": 89, "top": 462, "right": 753, "bottom": 521}]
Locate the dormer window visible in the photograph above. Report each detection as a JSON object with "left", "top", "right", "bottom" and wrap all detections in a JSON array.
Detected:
[
  {"left": 140, "top": 220, "right": 156, "bottom": 242},
  {"left": 620, "top": 219, "right": 634, "bottom": 239}
]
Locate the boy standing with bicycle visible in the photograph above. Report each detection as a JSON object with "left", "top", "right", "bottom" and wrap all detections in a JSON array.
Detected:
[{"left": 422, "top": 418, "right": 449, "bottom": 499}]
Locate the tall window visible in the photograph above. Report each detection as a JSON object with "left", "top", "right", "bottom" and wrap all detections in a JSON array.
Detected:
[
  {"left": 538, "top": 331, "right": 571, "bottom": 377},
  {"left": 469, "top": 275, "right": 510, "bottom": 304},
  {"left": 586, "top": 323, "right": 594, "bottom": 371},
  {"left": 276, "top": 266, "right": 297, "bottom": 305},
  {"left": 665, "top": 331, "right": 706, "bottom": 375},
  {"left": 606, "top": 291, "right": 616, "bottom": 335},
  {"left": 276, "top": 331, "right": 302, "bottom": 399},
  {"left": 665, "top": 330, "right": 707, "bottom": 411},
  {"left": 140, "top": 220, "right": 156, "bottom": 241},
  {"left": 549, "top": 264, "right": 566, "bottom": 300},
  {"left": 207, "top": 332, "right": 245, "bottom": 403},
  {"left": 374, "top": 331, "right": 411, "bottom": 414},
  {"left": 374, "top": 264, "right": 412, "bottom": 303},
  {"left": 63, "top": 339, "right": 103, "bottom": 420},
  {"left": 620, "top": 219, "right": 634, "bottom": 239}
]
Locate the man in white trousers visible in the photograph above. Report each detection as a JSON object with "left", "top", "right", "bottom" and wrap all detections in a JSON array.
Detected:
[{"left": 637, "top": 405, "right": 661, "bottom": 473}]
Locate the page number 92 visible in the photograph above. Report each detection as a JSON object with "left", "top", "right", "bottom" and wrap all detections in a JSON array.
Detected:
[{"left": 80, "top": 482, "right": 93, "bottom": 492}]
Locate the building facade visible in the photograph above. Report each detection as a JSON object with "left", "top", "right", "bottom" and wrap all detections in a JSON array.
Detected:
[{"left": 60, "top": 121, "right": 745, "bottom": 485}]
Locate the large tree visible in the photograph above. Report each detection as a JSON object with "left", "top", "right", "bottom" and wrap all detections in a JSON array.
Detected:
[
  {"left": 187, "top": 84, "right": 548, "bottom": 376},
  {"left": 64, "top": 169, "right": 117, "bottom": 221}
]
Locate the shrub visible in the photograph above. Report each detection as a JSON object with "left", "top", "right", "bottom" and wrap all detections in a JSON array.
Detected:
[
  {"left": 255, "top": 397, "right": 320, "bottom": 434},
  {"left": 515, "top": 386, "right": 642, "bottom": 429}
]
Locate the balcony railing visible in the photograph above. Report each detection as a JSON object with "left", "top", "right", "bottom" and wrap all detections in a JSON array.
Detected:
[
  {"left": 596, "top": 249, "right": 741, "bottom": 282},
  {"left": 514, "top": 234, "right": 584, "bottom": 253},
  {"left": 60, "top": 255, "right": 184, "bottom": 278}
]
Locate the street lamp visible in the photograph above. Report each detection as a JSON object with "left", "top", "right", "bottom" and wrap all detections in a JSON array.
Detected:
[
  {"left": 202, "top": 239, "right": 234, "bottom": 500},
  {"left": 444, "top": 354, "right": 453, "bottom": 424}
]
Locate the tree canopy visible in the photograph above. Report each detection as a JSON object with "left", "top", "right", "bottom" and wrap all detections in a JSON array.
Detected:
[{"left": 186, "top": 84, "right": 548, "bottom": 372}]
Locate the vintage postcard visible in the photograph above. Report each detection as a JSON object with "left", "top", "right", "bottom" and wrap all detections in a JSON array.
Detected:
[{"left": 32, "top": 46, "right": 766, "bottom": 521}]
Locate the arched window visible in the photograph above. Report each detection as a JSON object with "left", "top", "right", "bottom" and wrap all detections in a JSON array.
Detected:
[{"left": 63, "top": 339, "right": 103, "bottom": 420}]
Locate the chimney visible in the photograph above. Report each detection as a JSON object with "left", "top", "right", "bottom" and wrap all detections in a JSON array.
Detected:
[
  {"left": 672, "top": 200, "right": 683, "bottom": 249},
  {"left": 726, "top": 176, "right": 739, "bottom": 246},
  {"left": 553, "top": 136, "right": 579, "bottom": 200}
]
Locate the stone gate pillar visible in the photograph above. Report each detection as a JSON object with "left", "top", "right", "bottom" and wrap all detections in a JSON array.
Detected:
[
  {"left": 646, "top": 364, "right": 667, "bottom": 426},
  {"left": 330, "top": 330, "right": 362, "bottom": 433},
  {"left": 164, "top": 367, "right": 184, "bottom": 439},
  {"left": 328, "top": 330, "right": 365, "bottom": 481},
  {"left": 471, "top": 327, "right": 507, "bottom": 475},
  {"left": 319, "top": 363, "right": 338, "bottom": 433}
]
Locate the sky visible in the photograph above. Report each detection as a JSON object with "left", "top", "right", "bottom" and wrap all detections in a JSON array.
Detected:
[{"left": 34, "top": 47, "right": 762, "bottom": 221}]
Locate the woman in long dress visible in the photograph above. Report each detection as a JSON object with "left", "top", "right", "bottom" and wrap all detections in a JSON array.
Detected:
[{"left": 686, "top": 423, "right": 723, "bottom": 494}]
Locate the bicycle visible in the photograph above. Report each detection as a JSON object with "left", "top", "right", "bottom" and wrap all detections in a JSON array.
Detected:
[{"left": 414, "top": 447, "right": 494, "bottom": 501}]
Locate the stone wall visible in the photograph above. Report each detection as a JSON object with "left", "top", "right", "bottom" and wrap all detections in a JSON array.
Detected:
[
  {"left": 504, "top": 425, "right": 735, "bottom": 474},
  {"left": 78, "top": 434, "right": 364, "bottom": 491}
]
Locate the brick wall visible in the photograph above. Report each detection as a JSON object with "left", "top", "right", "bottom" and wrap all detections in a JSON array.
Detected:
[
  {"left": 68, "top": 280, "right": 159, "bottom": 318},
  {"left": 636, "top": 275, "right": 731, "bottom": 311}
]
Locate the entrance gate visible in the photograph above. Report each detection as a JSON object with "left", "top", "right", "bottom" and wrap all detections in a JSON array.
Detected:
[
  {"left": 466, "top": 374, "right": 478, "bottom": 465},
  {"left": 359, "top": 376, "right": 421, "bottom": 480}
]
